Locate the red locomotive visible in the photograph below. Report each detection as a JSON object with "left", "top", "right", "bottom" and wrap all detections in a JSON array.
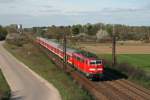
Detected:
[{"left": 36, "top": 37, "right": 104, "bottom": 79}]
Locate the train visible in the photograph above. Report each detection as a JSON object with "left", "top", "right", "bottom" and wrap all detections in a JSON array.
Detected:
[{"left": 36, "top": 37, "right": 104, "bottom": 79}]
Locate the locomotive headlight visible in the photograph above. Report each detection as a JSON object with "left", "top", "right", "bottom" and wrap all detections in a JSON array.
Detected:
[
  {"left": 89, "top": 68, "right": 103, "bottom": 71},
  {"left": 97, "top": 68, "right": 103, "bottom": 71},
  {"left": 89, "top": 68, "right": 96, "bottom": 71}
]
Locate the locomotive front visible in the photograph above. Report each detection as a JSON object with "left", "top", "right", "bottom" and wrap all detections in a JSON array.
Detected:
[
  {"left": 87, "top": 59, "right": 104, "bottom": 78},
  {"left": 87, "top": 59, "right": 104, "bottom": 79}
]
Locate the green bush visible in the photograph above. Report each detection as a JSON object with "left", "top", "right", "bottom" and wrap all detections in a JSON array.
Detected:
[
  {"left": 6, "top": 33, "right": 29, "bottom": 47},
  {"left": 1, "top": 91, "right": 11, "bottom": 100},
  {"left": 0, "top": 70, "right": 11, "bottom": 100},
  {"left": 103, "top": 59, "right": 150, "bottom": 89},
  {"left": 0, "top": 27, "right": 8, "bottom": 40}
]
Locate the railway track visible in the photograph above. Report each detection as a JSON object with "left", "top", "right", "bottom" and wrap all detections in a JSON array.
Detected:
[
  {"left": 104, "top": 71, "right": 150, "bottom": 100},
  {"left": 37, "top": 44, "right": 150, "bottom": 100}
]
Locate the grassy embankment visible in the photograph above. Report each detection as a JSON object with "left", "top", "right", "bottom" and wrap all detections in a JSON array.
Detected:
[
  {"left": 4, "top": 42, "right": 92, "bottom": 100},
  {"left": 0, "top": 69, "right": 11, "bottom": 100}
]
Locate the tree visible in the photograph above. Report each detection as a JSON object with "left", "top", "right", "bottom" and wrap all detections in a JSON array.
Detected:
[
  {"left": 30, "top": 23, "right": 150, "bottom": 41},
  {"left": 96, "top": 29, "right": 110, "bottom": 42},
  {"left": 0, "top": 26, "right": 8, "bottom": 40},
  {"left": 106, "top": 25, "right": 113, "bottom": 37},
  {"left": 85, "top": 23, "right": 95, "bottom": 35},
  {"left": 72, "top": 25, "right": 82, "bottom": 35},
  {"left": 72, "top": 27, "right": 79, "bottom": 35}
]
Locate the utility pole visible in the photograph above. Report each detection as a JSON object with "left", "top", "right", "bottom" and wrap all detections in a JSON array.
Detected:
[
  {"left": 63, "top": 33, "right": 67, "bottom": 70},
  {"left": 112, "top": 25, "right": 117, "bottom": 67},
  {"left": 147, "top": 28, "right": 150, "bottom": 41}
]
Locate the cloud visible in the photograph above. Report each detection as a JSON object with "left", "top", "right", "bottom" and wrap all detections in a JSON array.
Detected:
[
  {"left": 37, "top": 4, "right": 62, "bottom": 15},
  {"left": 67, "top": 6, "right": 150, "bottom": 16},
  {"left": 0, "top": 0, "right": 17, "bottom": 3},
  {"left": 40, "top": 9, "right": 61, "bottom": 12},
  {"left": 0, "top": 13, "right": 32, "bottom": 19},
  {"left": 101, "top": 7, "right": 150, "bottom": 14},
  {"left": 0, "top": 0, "right": 150, "bottom": 26},
  {"left": 41, "top": 5, "right": 53, "bottom": 9}
]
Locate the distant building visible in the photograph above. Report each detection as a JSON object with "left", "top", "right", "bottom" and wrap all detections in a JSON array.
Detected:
[{"left": 17, "top": 24, "right": 23, "bottom": 34}]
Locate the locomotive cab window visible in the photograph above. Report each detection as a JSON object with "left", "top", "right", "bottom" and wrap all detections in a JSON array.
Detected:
[
  {"left": 96, "top": 60, "right": 102, "bottom": 64},
  {"left": 90, "top": 61, "right": 96, "bottom": 65},
  {"left": 90, "top": 60, "right": 102, "bottom": 65}
]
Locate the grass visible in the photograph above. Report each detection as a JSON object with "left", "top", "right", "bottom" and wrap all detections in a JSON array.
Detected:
[
  {"left": 99, "top": 54, "right": 150, "bottom": 89},
  {"left": 0, "top": 69, "right": 11, "bottom": 100},
  {"left": 99, "top": 54, "right": 150, "bottom": 73},
  {"left": 71, "top": 42, "right": 150, "bottom": 89},
  {"left": 4, "top": 42, "right": 92, "bottom": 100}
]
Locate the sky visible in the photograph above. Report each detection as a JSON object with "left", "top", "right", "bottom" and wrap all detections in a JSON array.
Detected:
[{"left": 0, "top": 0, "right": 150, "bottom": 27}]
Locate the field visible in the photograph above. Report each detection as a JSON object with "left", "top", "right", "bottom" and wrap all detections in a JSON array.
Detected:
[
  {"left": 0, "top": 69, "right": 10, "bottom": 100},
  {"left": 4, "top": 42, "right": 92, "bottom": 100},
  {"left": 73, "top": 42, "right": 150, "bottom": 88},
  {"left": 75, "top": 42, "right": 150, "bottom": 73},
  {"left": 99, "top": 54, "right": 150, "bottom": 73},
  {"left": 78, "top": 42, "right": 150, "bottom": 54}
]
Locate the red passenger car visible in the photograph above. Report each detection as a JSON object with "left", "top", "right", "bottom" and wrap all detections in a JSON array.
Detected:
[{"left": 36, "top": 37, "right": 104, "bottom": 79}]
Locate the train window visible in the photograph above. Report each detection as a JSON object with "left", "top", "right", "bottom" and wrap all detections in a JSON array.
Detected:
[
  {"left": 80, "top": 58, "right": 83, "bottom": 62},
  {"left": 82, "top": 59, "right": 84, "bottom": 63},
  {"left": 85, "top": 61, "right": 88, "bottom": 64},
  {"left": 77, "top": 57, "right": 80, "bottom": 61},
  {"left": 76, "top": 57, "right": 78, "bottom": 60},
  {"left": 96, "top": 60, "right": 102, "bottom": 64},
  {"left": 90, "top": 60, "right": 102, "bottom": 65},
  {"left": 74, "top": 56, "right": 83, "bottom": 63},
  {"left": 90, "top": 61, "right": 96, "bottom": 65},
  {"left": 80, "top": 58, "right": 84, "bottom": 63}
]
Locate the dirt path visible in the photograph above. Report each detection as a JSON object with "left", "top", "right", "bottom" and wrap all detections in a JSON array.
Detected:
[{"left": 0, "top": 41, "right": 61, "bottom": 100}]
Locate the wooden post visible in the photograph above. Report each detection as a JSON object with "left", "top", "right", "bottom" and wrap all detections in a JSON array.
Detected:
[
  {"left": 63, "top": 33, "right": 67, "bottom": 70},
  {"left": 112, "top": 25, "right": 116, "bottom": 67}
]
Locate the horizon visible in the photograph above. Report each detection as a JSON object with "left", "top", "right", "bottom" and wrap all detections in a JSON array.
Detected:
[{"left": 4, "top": 22, "right": 150, "bottom": 28}]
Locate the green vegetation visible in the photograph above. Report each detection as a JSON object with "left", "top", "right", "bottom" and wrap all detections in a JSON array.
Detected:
[
  {"left": 30, "top": 23, "right": 150, "bottom": 42},
  {"left": 99, "top": 54, "right": 150, "bottom": 89},
  {"left": 0, "top": 69, "right": 11, "bottom": 100},
  {"left": 0, "top": 25, "right": 8, "bottom": 40},
  {"left": 99, "top": 54, "right": 150, "bottom": 73},
  {"left": 4, "top": 43, "right": 92, "bottom": 100},
  {"left": 6, "top": 33, "right": 29, "bottom": 47},
  {"left": 72, "top": 25, "right": 81, "bottom": 35}
]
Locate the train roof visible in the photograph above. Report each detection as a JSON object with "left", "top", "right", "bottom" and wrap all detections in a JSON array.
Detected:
[
  {"left": 45, "top": 38, "right": 60, "bottom": 48},
  {"left": 43, "top": 38, "right": 76, "bottom": 54},
  {"left": 38, "top": 37, "right": 98, "bottom": 59},
  {"left": 74, "top": 50, "right": 98, "bottom": 59}
]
